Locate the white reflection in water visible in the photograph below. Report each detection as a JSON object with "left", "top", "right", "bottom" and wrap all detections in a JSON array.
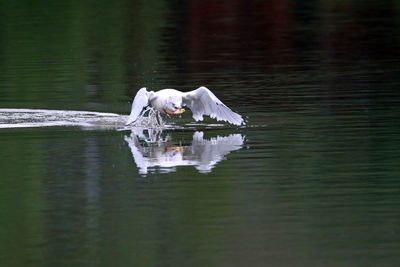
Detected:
[{"left": 124, "top": 129, "right": 244, "bottom": 175}]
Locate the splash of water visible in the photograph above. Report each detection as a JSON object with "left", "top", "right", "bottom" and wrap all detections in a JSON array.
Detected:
[
  {"left": 0, "top": 108, "right": 124, "bottom": 129},
  {"left": 130, "top": 108, "right": 164, "bottom": 128}
]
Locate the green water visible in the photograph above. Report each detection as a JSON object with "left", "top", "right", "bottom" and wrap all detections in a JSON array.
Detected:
[{"left": 1, "top": 1, "right": 400, "bottom": 266}]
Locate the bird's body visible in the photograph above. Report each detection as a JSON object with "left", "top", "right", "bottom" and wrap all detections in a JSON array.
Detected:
[
  {"left": 126, "top": 86, "right": 244, "bottom": 126},
  {"left": 149, "top": 89, "right": 185, "bottom": 115}
]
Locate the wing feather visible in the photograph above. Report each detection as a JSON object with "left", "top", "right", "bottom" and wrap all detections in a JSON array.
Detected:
[
  {"left": 126, "top": 87, "right": 149, "bottom": 125},
  {"left": 182, "top": 86, "right": 244, "bottom": 126}
]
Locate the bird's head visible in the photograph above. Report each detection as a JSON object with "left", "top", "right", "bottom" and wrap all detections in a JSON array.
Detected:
[{"left": 164, "top": 96, "right": 185, "bottom": 115}]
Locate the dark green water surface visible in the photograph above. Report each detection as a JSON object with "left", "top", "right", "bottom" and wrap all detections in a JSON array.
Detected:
[{"left": 1, "top": 1, "right": 400, "bottom": 266}]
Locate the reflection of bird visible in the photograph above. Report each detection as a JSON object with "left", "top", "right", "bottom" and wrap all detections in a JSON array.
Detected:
[
  {"left": 126, "top": 86, "right": 244, "bottom": 126},
  {"left": 124, "top": 129, "right": 244, "bottom": 175}
]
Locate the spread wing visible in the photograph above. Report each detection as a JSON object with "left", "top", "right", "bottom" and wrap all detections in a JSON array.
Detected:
[
  {"left": 126, "top": 87, "right": 149, "bottom": 125},
  {"left": 182, "top": 86, "right": 244, "bottom": 126}
]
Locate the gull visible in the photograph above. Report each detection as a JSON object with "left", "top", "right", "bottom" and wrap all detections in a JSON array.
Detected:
[{"left": 126, "top": 86, "right": 244, "bottom": 126}]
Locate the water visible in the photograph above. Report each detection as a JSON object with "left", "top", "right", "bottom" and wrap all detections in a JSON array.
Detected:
[{"left": 1, "top": 1, "right": 400, "bottom": 266}]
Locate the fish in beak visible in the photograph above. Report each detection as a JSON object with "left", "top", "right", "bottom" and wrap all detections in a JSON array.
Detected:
[{"left": 163, "top": 107, "right": 185, "bottom": 115}]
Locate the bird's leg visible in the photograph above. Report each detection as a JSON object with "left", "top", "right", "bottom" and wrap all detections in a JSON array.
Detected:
[
  {"left": 156, "top": 112, "right": 161, "bottom": 126},
  {"left": 156, "top": 130, "right": 160, "bottom": 141}
]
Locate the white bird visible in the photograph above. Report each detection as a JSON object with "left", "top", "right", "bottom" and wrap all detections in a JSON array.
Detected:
[{"left": 126, "top": 86, "right": 244, "bottom": 126}]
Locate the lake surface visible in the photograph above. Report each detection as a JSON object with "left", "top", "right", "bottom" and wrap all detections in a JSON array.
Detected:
[{"left": 1, "top": 1, "right": 400, "bottom": 266}]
